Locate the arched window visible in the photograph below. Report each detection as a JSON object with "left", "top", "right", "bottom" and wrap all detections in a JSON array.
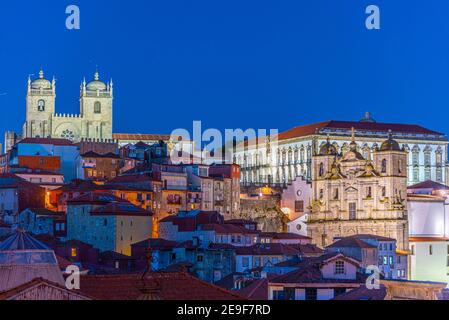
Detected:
[
  {"left": 38, "top": 100, "right": 45, "bottom": 112},
  {"left": 94, "top": 101, "right": 101, "bottom": 114},
  {"left": 381, "top": 159, "right": 387, "bottom": 173},
  {"left": 319, "top": 163, "right": 324, "bottom": 177}
]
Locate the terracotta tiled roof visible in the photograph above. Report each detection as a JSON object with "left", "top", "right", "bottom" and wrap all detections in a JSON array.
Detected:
[
  {"left": 327, "top": 238, "right": 377, "bottom": 249},
  {"left": 67, "top": 192, "right": 127, "bottom": 205},
  {"left": 19, "top": 138, "right": 74, "bottom": 146},
  {"left": 346, "top": 234, "right": 396, "bottom": 242},
  {"left": 108, "top": 174, "right": 160, "bottom": 184},
  {"left": 270, "top": 253, "right": 365, "bottom": 285},
  {"left": 0, "top": 278, "right": 91, "bottom": 300},
  {"left": 235, "top": 243, "right": 300, "bottom": 256},
  {"left": 79, "top": 272, "right": 243, "bottom": 300},
  {"left": 236, "top": 278, "right": 269, "bottom": 300},
  {"left": 408, "top": 180, "right": 449, "bottom": 191},
  {"left": 81, "top": 151, "right": 120, "bottom": 159},
  {"left": 113, "top": 134, "right": 171, "bottom": 141},
  {"left": 332, "top": 285, "right": 387, "bottom": 300},
  {"left": 201, "top": 223, "right": 259, "bottom": 235},
  {"left": 261, "top": 232, "right": 311, "bottom": 240},
  {"left": 91, "top": 202, "right": 153, "bottom": 217},
  {"left": 160, "top": 211, "right": 224, "bottom": 232},
  {"left": 278, "top": 120, "right": 444, "bottom": 141},
  {"left": 132, "top": 238, "right": 180, "bottom": 250},
  {"left": 23, "top": 208, "right": 64, "bottom": 217}
]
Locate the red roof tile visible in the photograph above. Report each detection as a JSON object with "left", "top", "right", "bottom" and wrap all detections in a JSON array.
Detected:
[
  {"left": 327, "top": 238, "right": 377, "bottom": 249},
  {"left": 236, "top": 278, "right": 269, "bottom": 300},
  {"left": 408, "top": 180, "right": 449, "bottom": 191},
  {"left": 91, "top": 202, "right": 153, "bottom": 217},
  {"left": 67, "top": 192, "right": 127, "bottom": 205},
  {"left": 19, "top": 138, "right": 74, "bottom": 146},
  {"left": 279, "top": 120, "right": 444, "bottom": 141},
  {"left": 113, "top": 134, "right": 171, "bottom": 141},
  {"left": 236, "top": 243, "right": 300, "bottom": 256},
  {"left": 333, "top": 285, "right": 387, "bottom": 300},
  {"left": 79, "top": 272, "right": 243, "bottom": 300}
]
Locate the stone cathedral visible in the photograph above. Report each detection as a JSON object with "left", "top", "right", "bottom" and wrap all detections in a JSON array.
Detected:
[
  {"left": 307, "top": 130, "right": 409, "bottom": 251},
  {"left": 22, "top": 69, "right": 113, "bottom": 142}
]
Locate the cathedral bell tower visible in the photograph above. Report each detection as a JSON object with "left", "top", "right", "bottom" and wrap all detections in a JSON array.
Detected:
[
  {"left": 79, "top": 71, "right": 113, "bottom": 140},
  {"left": 23, "top": 69, "right": 56, "bottom": 138}
]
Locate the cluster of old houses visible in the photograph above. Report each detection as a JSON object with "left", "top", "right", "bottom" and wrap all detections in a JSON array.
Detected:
[{"left": 1, "top": 116, "right": 449, "bottom": 300}]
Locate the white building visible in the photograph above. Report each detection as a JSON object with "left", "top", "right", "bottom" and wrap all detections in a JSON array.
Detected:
[
  {"left": 407, "top": 181, "right": 449, "bottom": 285},
  {"left": 235, "top": 113, "right": 449, "bottom": 186}
]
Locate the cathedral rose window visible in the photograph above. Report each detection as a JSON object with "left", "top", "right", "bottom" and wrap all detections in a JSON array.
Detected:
[{"left": 61, "top": 129, "right": 75, "bottom": 141}]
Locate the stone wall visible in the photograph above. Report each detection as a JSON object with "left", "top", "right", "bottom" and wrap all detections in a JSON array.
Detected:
[{"left": 239, "top": 198, "right": 288, "bottom": 233}]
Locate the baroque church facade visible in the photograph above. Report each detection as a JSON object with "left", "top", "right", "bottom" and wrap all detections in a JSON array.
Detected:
[
  {"left": 22, "top": 69, "right": 113, "bottom": 142},
  {"left": 307, "top": 131, "right": 409, "bottom": 251}
]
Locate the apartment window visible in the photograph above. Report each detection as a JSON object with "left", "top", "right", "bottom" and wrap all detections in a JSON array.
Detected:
[
  {"left": 383, "top": 256, "right": 388, "bottom": 265},
  {"left": 349, "top": 203, "right": 357, "bottom": 220},
  {"left": 411, "top": 245, "right": 415, "bottom": 255},
  {"left": 305, "top": 288, "right": 317, "bottom": 301},
  {"left": 272, "top": 290, "right": 285, "bottom": 300},
  {"left": 242, "top": 257, "right": 249, "bottom": 268},
  {"left": 71, "top": 248, "right": 77, "bottom": 257},
  {"left": 429, "top": 245, "right": 433, "bottom": 255},
  {"left": 381, "top": 186, "right": 386, "bottom": 197},
  {"left": 197, "top": 255, "right": 204, "bottom": 263},
  {"left": 295, "top": 201, "right": 304, "bottom": 213},
  {"left": 335, "top": 261, "right": 345, "bottom": 275},
  {"left": 319, "top": 189, "right": 324, "bottom": 200}
]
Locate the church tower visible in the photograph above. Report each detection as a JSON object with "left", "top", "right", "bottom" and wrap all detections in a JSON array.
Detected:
[
  {"left": 79, "top": 71, "right": 113, "bottom": 140},
  {"left": 23, "top": 70, "right": 56, "bottom": 138}
]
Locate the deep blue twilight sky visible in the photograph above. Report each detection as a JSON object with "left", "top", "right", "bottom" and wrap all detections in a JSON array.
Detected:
[{"left": 1, "top": 0, "right": 449, "bottom": 140}]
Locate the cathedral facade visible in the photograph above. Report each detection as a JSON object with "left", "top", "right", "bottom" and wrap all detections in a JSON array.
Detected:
[
  {"left": 307, "top": 131, "right": 409, "bottom": 251},
  {"left": 22, "top": 70, "right": 113, "bottom": 142}
]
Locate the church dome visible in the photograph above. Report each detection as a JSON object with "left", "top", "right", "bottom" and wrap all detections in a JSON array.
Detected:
[
  {"left": 87, "top": 71, "right": 107, "bottom": 91},
  {"left": 31, "top": 70, "right": 51, "bottom": 90},
  {"left": 319, "top": 139, "right": 337, "bottom": 156},
  {"left": 380, "top": 132, "right": 401, "bottom": 151}
]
